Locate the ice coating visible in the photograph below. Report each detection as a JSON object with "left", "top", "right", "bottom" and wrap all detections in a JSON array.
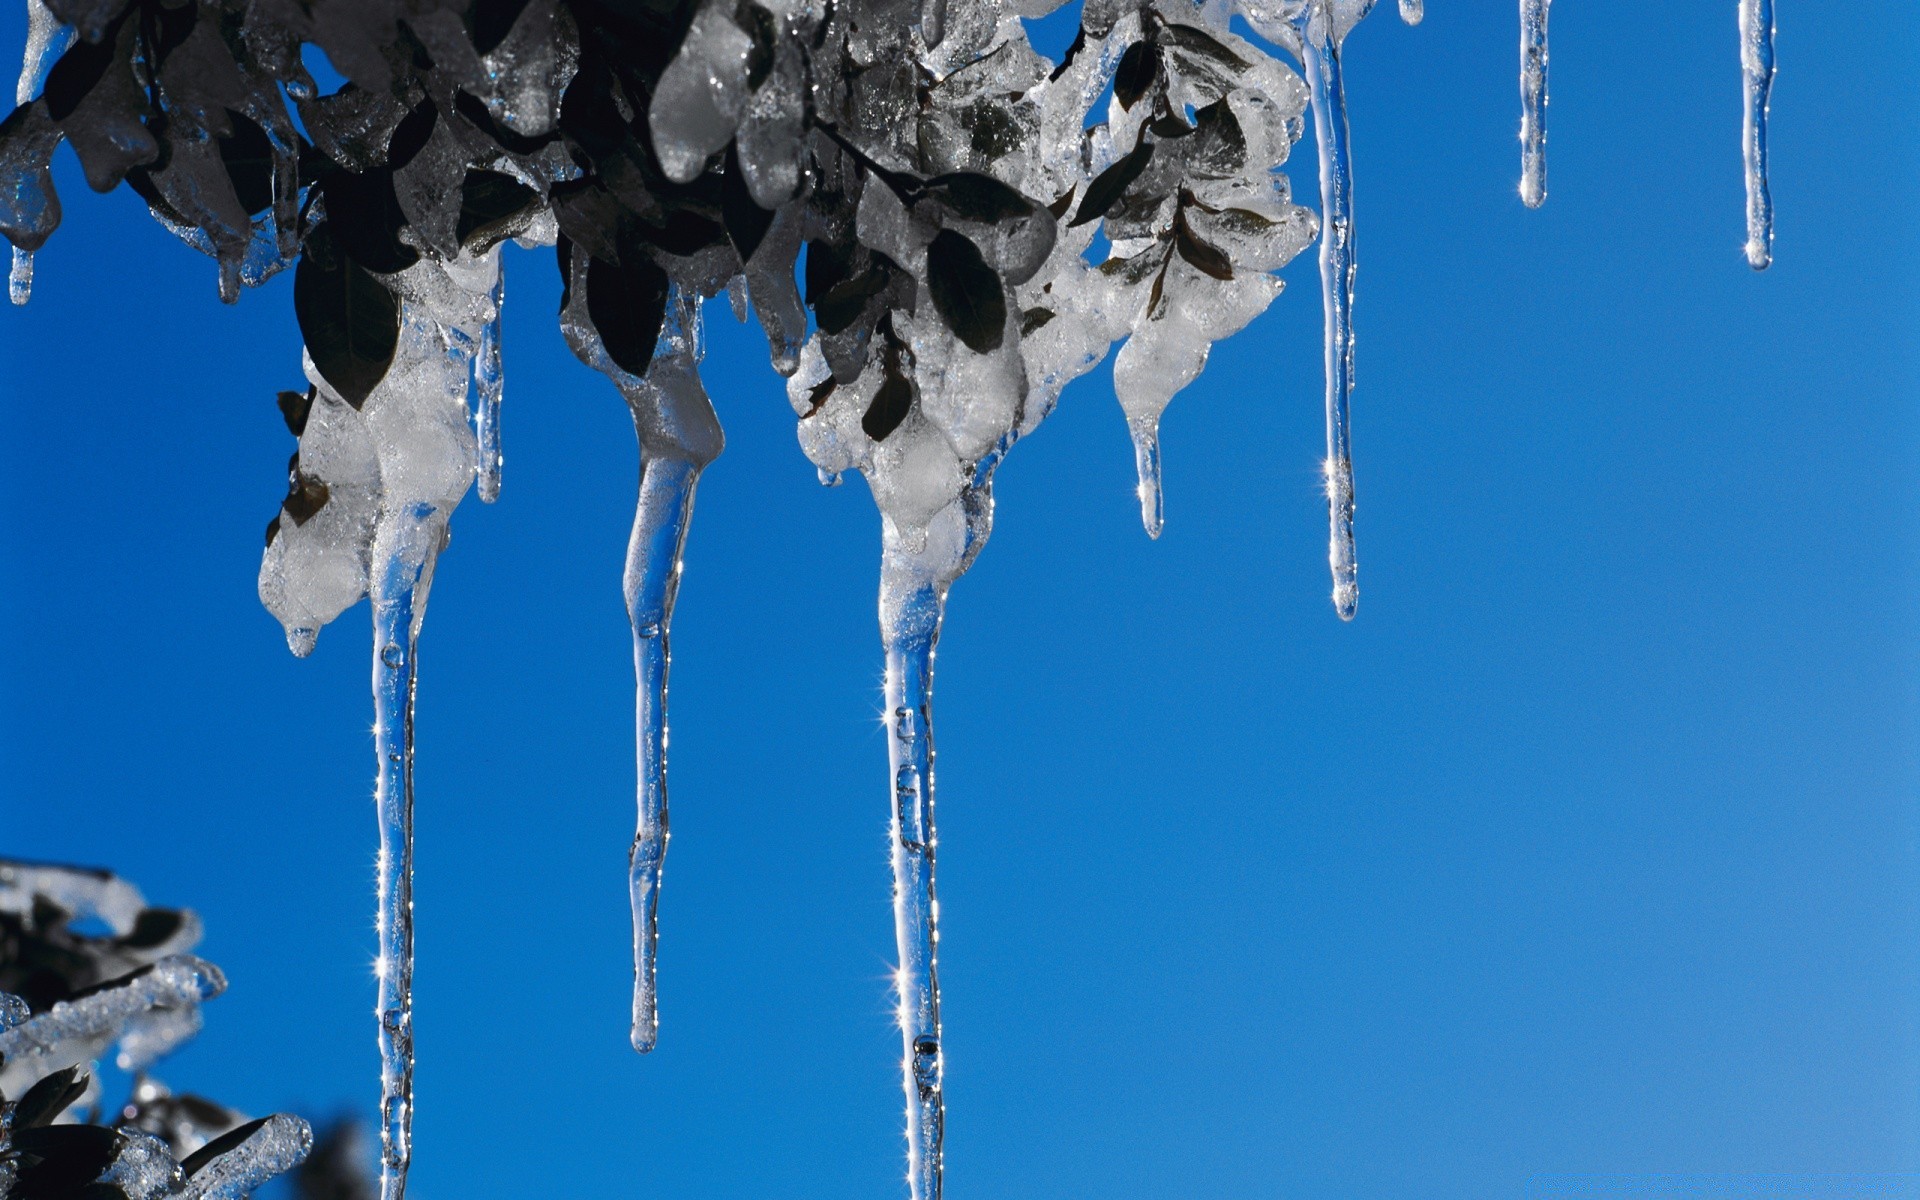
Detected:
[
  {"left": 101, "top": 1129, "right": 187, "bottom": 1200},
  {"left": 1739, "top": 0, "right": 1775, "bottom": 269},
  {"left": 560, "top": 266, "right": 723, "bottom": 1054},
  {"left": 0, "top": 859, "right": 148, "bottom": 933},
  {"left": 181, "top": 1115, "right": 314, "bottom": 1200},
  {"left": 0, "top": 955, "right": 226, "bottom": 1095},
  {"left": 1518, "top": 0, "right": 1550, "bottom": 208}
]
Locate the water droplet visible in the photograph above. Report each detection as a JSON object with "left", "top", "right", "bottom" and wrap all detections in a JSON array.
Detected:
[
  {"left": 635, "top": 622, "right": 662, "bottom": 639},
  {"left": 382, "top": 642, "right": 405, "bottom": 669},
  {"left": 286, "top": 627, "right": 318, "bottom": 657},
  {"left": 817, "top": 467, "right": 843, "bottom": 487},
  {"left": 893, "top": 707, "right": 917, "bottom": 742}
]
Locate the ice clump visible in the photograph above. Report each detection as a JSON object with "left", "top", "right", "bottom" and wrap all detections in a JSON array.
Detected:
[{"left": 0, "top": 955, "right": 225, "bottom": 1094}]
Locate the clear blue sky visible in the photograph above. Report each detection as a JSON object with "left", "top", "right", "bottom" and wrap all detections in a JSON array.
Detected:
[{"left": 3, "top": 4, "right": 1918, "bottom": 1199}]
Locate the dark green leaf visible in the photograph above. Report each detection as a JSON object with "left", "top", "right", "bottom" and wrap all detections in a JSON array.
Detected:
[
  {"left": 385, "top": 98, "right": 435, "bottom": 171},
  {"left": 1069, "top": 137, "right": 1154, "bottom": 228},
  {"left": 721, "top": 141, "right": 773, "bottom": 262},
  {"left": 14, "top": 1065, "right": 88, "bottom": 1129},
  {"left": 863, "top": 323, "right": 913, "bottom": 440},
  {"left": 317, "top": 168, "right": 418, "bottom": 273},
  {"left": 801, "top": 376, "right": 835, "bottom": 417},
  {"left": 41, "top": 20, "right": 118, "bottom": 120},
  {"left": 587, "top": 253, "right": 671, "bottom": 378},
  {"left": 456, "top": 169, "right": 540, "bottom": 250},
  {"left": 13, "top": 1123, "right": 122, "bottom": 1194},
  {"left": 276, "top": 388, "right": 313, "bottom": 436},
  {"left": 925, "top": 229, "right": 1005, "bottom": 353},
  {"left": 1114, "top": 40, "right": 1155, "bottom": 110},
  {"left": 281, "top": 453, "right": 330, "bottom": 526},
  {"left": 183, "top": 1117, "right": 271, "bottom": 1177},
  {"left": 1160, "top": 22, "right": 1250, "bottom": 72},
  {"left": 294, "top": 226, "right": 400, "bottom": 409},
  {"left": 1173, "top": 210, "right": 1233, "bottom": 279},
  {"left": 920, "top": 172, "right": 1033, "bottom": 223},
  {"left": 1019, "top": 306, "right": 1055, "bottom": 335},
  {"left": 219, "top": 112, "right": 277, "bottom": 216}
]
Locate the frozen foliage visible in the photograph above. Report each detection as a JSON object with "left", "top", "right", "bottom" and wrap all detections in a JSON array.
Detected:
[
  {"left": 0, "top": 0, "right": 1785, "bottom": 1196},
  {"left": 0, "top": 861, "right": 314, "bottom": 1200}
]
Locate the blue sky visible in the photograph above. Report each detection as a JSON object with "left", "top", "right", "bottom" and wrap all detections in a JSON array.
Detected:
[{"left": 3, "top": 4, "right": 1918, "bottom": 1199}]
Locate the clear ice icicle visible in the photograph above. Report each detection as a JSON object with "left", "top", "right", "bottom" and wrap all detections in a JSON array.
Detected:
[
  {"left": 1128, "top": 418, "right": 1164, "bottom": 540},
  {"left": 370, "top": 507, "right": 441, "bottom": 1200},
  {"left": 10, "top": 246, "right": 30, "bottom": 305},
  {"left": 624, "top": 450, "right": 702, "bottom": 1054},
  {"left": 1301, "top": 14, "right": 1360, "bottom": 620},
  {"left": 1739, "top": 0, "right": 1775, "bottom": 269},
  {"left": 475, "top": 272, "right": 505, "bottom": 502},
  {"left": 883, "top": 564, "right": 946, "bottom": 1200},
  {"left": 1518, "top": 0, "right": 1550, "bottom": 208},
  {"left": 1398, "top": 0, "right": 1422, "bottom": 25}
]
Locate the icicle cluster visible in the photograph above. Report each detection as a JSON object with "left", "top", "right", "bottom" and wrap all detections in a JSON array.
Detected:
[
  {"left": 0, "top": 861, "right": 315, "bottom": 1200},
  {"left": 0, "top": 0, "right": 1783, "bottom": 1195}
]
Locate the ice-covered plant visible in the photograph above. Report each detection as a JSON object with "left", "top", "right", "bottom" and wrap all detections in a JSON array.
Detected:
[
  {"left": 0, "top": 0, "right": 1782, "bottom": 1193},
  {"left": 0, "top": 860, "right": 318, "bottom": 1200}
]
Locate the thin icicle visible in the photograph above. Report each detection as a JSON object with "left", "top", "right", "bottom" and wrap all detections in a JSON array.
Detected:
[
  {"left": 1739, "top": 0, "right": 1775, "bottom": 269},
  {"left": 369, "top": 506, "right": 441, "bottom": 1200},
  {"left": 474, "top": 271, "right": 505, "bottom": 502},
  {"left": 623, "top": 449, "right": 701, "bottom": 1054},
  {"left": 1300, "top": 11, "right": 1360, "bottom": 620},
  {"left": 556, "top": 267, "right": 721, "bottom": 1055},
  {"left": 882, "top": 561, "right": 945, "bottom": 1200},
  {"left": 10, "top": 246, "right": 30, "bottom": 305},
  {"left": 1518, "top": 0, "right": 1550, "bottom": 208},
  {"left": 1398, "top": 0, "right": 1422, "bottom": 25},
  {"left": 1128, "top": 418, "right": 1164, "bottom": 540}
]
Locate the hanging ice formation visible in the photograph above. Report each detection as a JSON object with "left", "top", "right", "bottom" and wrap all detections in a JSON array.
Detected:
[
  {"left": 1740, "top": 0, "right": 1775, "bottom": 269},
  {"left": 0, "top": 0, "right": 1783, "bottom": 1195},
  {"left": 0, "top": 861, "right": 316, "bottom": 1200},
  {"left": 1517, "top": 0, "right": 1549, "bottom": 208}
]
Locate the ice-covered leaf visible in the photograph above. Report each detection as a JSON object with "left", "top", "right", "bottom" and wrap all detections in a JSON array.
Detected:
[
  {"left": 926, "top": 229, "right": 1004, "bottom": 353},
  {"left": 1114, "top": 40, "right": 1155, "bottom": 110},
  {"left": 586, "top": 253, "right": 670, "bottom": 377},
  {"left": 1071, "top": 138, "right": 1153, "bottom": 227},
  {"left": 294, "top": 228, "right": 401, "bottom": 409}
]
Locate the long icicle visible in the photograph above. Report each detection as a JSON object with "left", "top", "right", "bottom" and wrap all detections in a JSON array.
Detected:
[
  {"left": 1301, "top": 10, "right": 1359, "bottom": 621},
  {"left": 1739, "top": 0, "right": 1775, "bottom": 269},
  {"left": 1518, "top": 0, "right": 1550, "bottom": 208},
  {"left": 474, "top": 271, "right": 505, "bottom": 502},
  {"left": 625, "top": 453, "right": 702, "bottom": 1053},
  {"left": 370, "top": 505, "right": 441, "bottom": 1200},
  {"left": 602, "top": 288, "right": 720, "bottom": 1055},
  {"left": 883, "top": 561, "right": 946, "bottom": 1200}
]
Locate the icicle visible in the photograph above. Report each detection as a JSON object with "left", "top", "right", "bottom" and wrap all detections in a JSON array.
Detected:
[
  {"left": 17, "top": 0, "right": 73, "bottom": 106},
  {"left": 10, "top": 246, "right": 30, "bottom": 305},
  {"left": 881, "top": 558, "right": 946, "bottom": 1200},
  {"left": 1398, "top": 0, "right": 1422, "bottom": 25},
  {"left": 474, "top": 271, "right": 505, "bottom": 502},
  {"left": 623, "top": 448, "right": 699, "bottom": 1054},
  {"left": 1300, "top": 11, "right": 1360, "bottom": 620},
  {"left": 1518, "top": 0, "right": 1550, "bottom": 208},
  {"left": 369, "top": 504, "right": 442, "bottom": 1200},
  {"left": 1128, "top": 418, "right": 1164, "bottom": 540},
  {"left": 1739, "top": 0, "right": 1775, "bottom": 269}
]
